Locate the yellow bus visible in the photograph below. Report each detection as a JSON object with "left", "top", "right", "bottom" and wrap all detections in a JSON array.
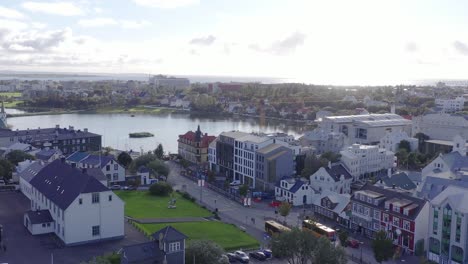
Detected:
[
  {"left": 265, "top": 220, "right": 291, "bottom": 236},
  {"left": 302, "top": 220, "right": 336, "bottom": 241}
]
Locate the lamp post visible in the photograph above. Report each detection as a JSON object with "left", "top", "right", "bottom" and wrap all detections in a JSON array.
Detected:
[{"left": 360, "top": 241, "right": 364, "bottom": 264}]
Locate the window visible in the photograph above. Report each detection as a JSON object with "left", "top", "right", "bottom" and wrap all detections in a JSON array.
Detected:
[
  {"left": 113, "top": 173, "right": 118, "bottom": 181},
  {"left": 374, "top": 210, "right": 381, "bottom": 220},
  {"left": 373, "top": 222, "right": 380, "bottom": 230},
  {"left": 79, "top": 198, "right": 82, "bottom": 205},
  {"left": 42, "top": 223, "right": 46, "bottom": 227},
  {"left": 92, "top": 193, "right": 100, "bottom": 203},
  {"left": 393, "top": 206, "right": 400, "bottom": 213},
  {"left": 169, "top": 242, "right": 181, "bottom": 252},
  {"left": 383, "top": 214, "right": 389, "bottom": 222},
  {"left": 106, "top": 165, "right": 110, "bottom": 171},
  {"left": 108, "top": 195, "right": 112, "bottom": 201},
  {"left": 114, "top": 164, "right": 118, "bottom": 170},
  {"left": 92, "top": 225, "right": 100, "bottom": 236},
  {"left": 403, "top": 220, "right": 411, "bottom": 230}
]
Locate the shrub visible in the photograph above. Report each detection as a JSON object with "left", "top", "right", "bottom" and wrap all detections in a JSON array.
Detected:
[{"left": 149, "top": 182, "right": 173, "bottom": 196}]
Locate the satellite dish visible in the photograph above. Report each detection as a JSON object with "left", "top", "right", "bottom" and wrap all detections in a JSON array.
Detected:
[{"left": 395, "top": 229, "right": 402, "bottom": 236}]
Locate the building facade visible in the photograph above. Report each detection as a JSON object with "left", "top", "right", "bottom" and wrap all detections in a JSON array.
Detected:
[
  {"left": 379, "top": 130, "right": 418, "bottom": 153},
  {"left": 66, "top": 152, "right": 126, "bottom": 184},
  {"left": 310, "top": 163, "right": 353, "bottom": 194},
  {"left": 435, "top": 96, "right": 465, "bottom": 113},
  {"left": 178, "top": 126, "right": 216, "bottom": 164},
  {"left": 255, "top": 144, "right": 295, "bottom": 190},
  {"left": 311, "top": 190, "right": 351, "bottom": 228},
  {"left": 428, "top": 186, "right": 468, "bottom": 264},
  {"left": 24, "top": 159, "right": 124, "bottom": 245},
  {"left": 275, "top": 177, "right": 312, "bottom": 206},
  {"left": 412, "top": 113, "right": 468, "bottom": 141},
  {"left": 350, "top": 184, "right": 429, "bottom": 254},
  {"left": 340, "top": 144, "right": 395, "bottom": 181}
]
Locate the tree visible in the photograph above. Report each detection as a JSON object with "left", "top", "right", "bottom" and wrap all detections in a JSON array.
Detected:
[
  {"left": 117, "top": 152, "right": 132, "bottom": 168},
  {"left": 398, "top": 140, "right": 412, "bottom": 153},
  {"left": 320, "top": 152, "right": 341, "bottom": 163},
  {"left": 396, "top": 149, "right": 409, "bottom": 168},
  {"left": 146, "top": 160, "right": 170, "bottom": 177},
  {"left": 338, "top": 230, "right": 349, "bottom": 247},
  {"left": 185, "top": 239, "right": 226, "bottom": 264},
  {"left": 313, "top": 237, "right": 347, "bottom": 264},
  {"left": 6, "top": 150, "right": 34, "bottom": 165},
  {"left": 415, "top": 132, "right": 429, "bottom": 152},
  {"left": 301, "top": 154, "right": 325, "bottom": 177},
  {"left": 278, "top": 202, "right": 292, "bottom": 224},
  {"left": 372, "top": 230, "right": 393, "bottom": 263},
  {"left": 0, "top": 159, "right": 13, "bottom": 180},
  {"left": 271, "top": 228, "right": 315, "bottom": 264},
  {"left": 238, "top": 184, "right": 249, "bottom": 197},
  {"left": 149, "top": 182, "right": 173, "bottom": 196},
  {"left": 129, "top": 153, "right": 159, "bottom": 172},
  {"left": 154, "top": 143, "right": 164, "bottom": 159}
]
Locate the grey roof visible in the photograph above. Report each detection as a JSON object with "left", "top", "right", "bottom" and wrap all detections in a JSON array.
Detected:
[
  {"left": 151, "top": 226, "right": 188, "bottom": 242},
  {"left": 440, "top": 152, "right": 468, "bottom": 171},
  {"left": 18, "top": 161, "right": 46, "bottom": 183},
  {"left": 417, "top": 176, "right": 468, "bottom": 200},
  {"left": 86, "top": 168, "right": 107, "bottom": 182},
  {"left": 0, "top": 127, "right": 100, "bottom": 143},
  {"left": 35, "top": 149, "right": 61, "bottom": 161},
  {"left": 430, "top": 185, "right": 468, "bottom": 213},
  {"left": 25, "top": 210, "right": 53, "bottom": 224},
  {"left": 29, "top": 159, "right": 109, "bottom": 210},
  {"left": 378, "top": 172, "right": 417, "bottom": 190},
  {"left": 121, "top": 241, "right": 163, "bottom": 264},
  {"left": 256, "top": 144, "right": 284, "bottom": 155},
  {"left": 324, "top": 163, "right": 353, "bottom": 181},
  {"left": 219, "top": 131, "right": 249, "bottom": 139}
]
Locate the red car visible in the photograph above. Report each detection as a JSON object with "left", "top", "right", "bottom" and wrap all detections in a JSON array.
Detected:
[
  {"left": 269, "top": 201, "right": 281, "bottom": 207},
  {"left": 347, "top": 239, "right": 360, "bottom": 248}
]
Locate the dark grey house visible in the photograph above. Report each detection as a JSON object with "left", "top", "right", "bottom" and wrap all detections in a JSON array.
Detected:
[
  {"left": 255, "top": 144, "right": 294, "bottom": 191},
  {"left": 121, "top": 226, "right": 187, "bottom": 264},
  {"left": 215, "top": 131, "right": 248, "bottom": 179}
]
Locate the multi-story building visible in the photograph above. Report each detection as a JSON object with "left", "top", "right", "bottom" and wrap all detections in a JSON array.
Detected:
[
  {"left": 0, "top": 125, "right": 101, "bottom": 155},
  {"left": 319, "top": 113, "right": 412, "bottom": 145},
  {"left": 215, "top": 131, "right": 249, "bottom": 179},
  {"left": 412, "top": 113, "right": 468, "bottom": 141},
  {"left": 23, "top": 159, "right": 124, "bottom": 245},
  {"left": 255, "top": 144, "right": 294, "bottom": 190},
  {"left": 340, "top": 144, "right": 395, "bottom": 181},
  {"left": 207, "top": 138, "right": 218, "bottom": 171},
  {"left": 234, "top": 134, "right": 273, "bottom": 187},
  {"left": 300, "top": 130, "right": 346, "bottom": 155},
  {"left": 435, "top": 96, "right": 465, "bottom": 113},
  {"left": 149, "top": 74, "right": 190, "bottom": 89},
  {"left": 275, "top": 177, "right": 312, "bottom": 206},
  {"left": 178, "top": 126, "right": 216, "bottom": 164},
  {"left": 66, "top": 152, "right": 126, "bottom": 184},
  {"left": 428, "top": 186, "right": 468, "bottom": 264},
  {"left": 421, "top": 148, "right": 468, "bottom": 182},
  {"left": 311, "top": 190, "right": 351, "bottom": 228},
  {"left": 350, "top": 184, "right": 429, "bottom": 254},
  {"left": 379, "top": 130, "right": 418, "bottom": 153},
  {"left": 309, "top": 162, "right": 353, "bottom": 194}
]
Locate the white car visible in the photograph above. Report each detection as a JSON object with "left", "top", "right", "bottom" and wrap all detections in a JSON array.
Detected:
[
  {"left": 234, "top": 250, "right": 249, "bottom": 263},
  {"left": 230, "top": 180, "right": 241, "bottom": 186}
]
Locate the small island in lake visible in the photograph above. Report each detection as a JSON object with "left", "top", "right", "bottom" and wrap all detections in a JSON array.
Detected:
[{"left": 129, "top": 132, "right": 154, "bottom": 138}]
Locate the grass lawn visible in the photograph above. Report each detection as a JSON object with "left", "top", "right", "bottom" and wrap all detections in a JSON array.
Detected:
[
  {"left": 4, "top": 100, "right": 23, "bottom": 108},
  {"left": 0, "top": 92, "right": 21, "bottom": 98},
  {"left": 136, "top": 222, "right": 260, "bottom": 251},
  {"left": 115, "top": 191, "right": 212, "bottom": 219}
]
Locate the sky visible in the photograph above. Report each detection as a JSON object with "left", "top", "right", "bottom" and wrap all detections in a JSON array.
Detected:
[{"left": 1, "top": 0, "right": 468, "bottom": 84}]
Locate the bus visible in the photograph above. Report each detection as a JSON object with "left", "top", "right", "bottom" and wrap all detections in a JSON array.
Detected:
[
  {"left": 265, "top": 220, "right": 291, "bottom": 236},
  {"left": 302, "top": 220, "right": 336, "bottom": 241}
]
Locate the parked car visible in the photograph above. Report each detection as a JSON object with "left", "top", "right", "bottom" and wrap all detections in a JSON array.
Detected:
[
  {"left": 261, "top": 249, "right": 272, "bottom": 258},
  {"left": 234, "top": 250, "right": 249, "bottom": 263},
  {"left": 230, "top": 180, "right": 241, "bottom": 186},
  {"left": 0, "top": 179, "right": 5, "bottom": 186},
  {"left": 123, "top": 186, "right": 136, "bottom": 191},
  {"left": 249, "top": 251, "right": 267, "bottom": 261},
  {"left": 347, "top": 239, "right": 360, "bottom": 248},
  {"left": 110, "top": 185, "right": 121, "bottom": 190},
  {"left": 226, "top": 253, "right": 237, "bottom": 263}
]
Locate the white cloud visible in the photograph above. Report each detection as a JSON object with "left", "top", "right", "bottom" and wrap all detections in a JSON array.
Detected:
[
  {"left": 0, "top": 19, "right": 29, "bottom": 31},
  {"left": 120, "top": 20, "right": 151, "bottom": 29},
  {"left": 0, "top": 6, "right": 26, "bottom": 19},
  {"left": 132, "top": 0, "right": 199, "bottom": 9},
  {"left": 78, "top": 18, "right": 118, "bottom": 27},
  {"left": 21, "top": 1, "right": 83, "bottom": 16}
]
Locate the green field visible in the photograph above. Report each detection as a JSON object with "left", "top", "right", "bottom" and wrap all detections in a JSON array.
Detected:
[
  {"left": 135, "top": 222, "right": 260, "bottom": 251},
  {"left": 0, "top": 92, "right": 21, "bottom": 98},
  {"left": 115, "top": 191, "right": 212, "bottom": 219},
  {"left": 3, "top": 100, "right": 23, "bottom": 108}
]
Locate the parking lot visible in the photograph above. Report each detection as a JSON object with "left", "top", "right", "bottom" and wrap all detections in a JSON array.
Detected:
[{"left": 0, "top": 191, "right": 148, "bottom": 264}]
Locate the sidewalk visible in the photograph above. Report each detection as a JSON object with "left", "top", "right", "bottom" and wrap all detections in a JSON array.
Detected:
[{"left": 135, "top": 216, "right": 210, "bottom": 224}]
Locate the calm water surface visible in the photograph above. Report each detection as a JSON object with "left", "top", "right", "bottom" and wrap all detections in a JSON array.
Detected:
[{"left": 7, "top": 113, "right": 307, "bottom": 153}]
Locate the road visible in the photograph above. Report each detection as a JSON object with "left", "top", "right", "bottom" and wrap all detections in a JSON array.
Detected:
[{"left": 167, "top": 161, "right": 419, "bottom": 264}]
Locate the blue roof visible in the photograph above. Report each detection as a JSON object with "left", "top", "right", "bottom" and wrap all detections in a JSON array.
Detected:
[
  {"left": 30, "top": 159, "right": 108, "bottom": 210},
  {"left": 66, "top": 151, "right": 90, "bottom": 163},
  {"left": 138, "top": 166, "right": 150, "bottom": 173},
  {"left": 35, "top": 149, "right": 60, "bottom": 161},
  {"left": 441, "top": 152, "right": 468, "bottom": 171},
  {"left": 289, "top": 180, "right": 306, "bottom": 193},
  {"left": 151, "top": 226, "right": 188, "bottom": 242},
  {"left": 80, "top": 155, "right": 114, "bottom": 168},
  {"left": 418, "top": 176, "right": 468, "bottom": 200},
  {"left": 379, "top": 172, "right": 417, "bottom": 190}
]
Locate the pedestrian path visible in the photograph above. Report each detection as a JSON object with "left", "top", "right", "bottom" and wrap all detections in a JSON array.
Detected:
[{"left": 133, "top": 216, "right": 211, "bottom": 224}]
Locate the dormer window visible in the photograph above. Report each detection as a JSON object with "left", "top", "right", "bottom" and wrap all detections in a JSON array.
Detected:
[
  {"left": 169, "top": 242, "right": 181, "bottom": 252},
  {"left": 385, "top": 201, "right": 390, "bottom": 210}
]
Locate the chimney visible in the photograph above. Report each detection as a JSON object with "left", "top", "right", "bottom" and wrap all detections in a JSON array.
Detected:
[{"left": 55, "top": 125, "right": 60, "bottom": 129}]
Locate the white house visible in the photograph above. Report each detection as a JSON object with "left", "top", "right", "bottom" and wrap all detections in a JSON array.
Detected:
[
  {"left": 435, "top": 96, "right": 465, "bottom": 113},
  {"left": 66, "top": 152, "right": 126, "bottom": 184},
  {"left": 24, "top": 159, "right": 124, "bottom": 245},
  {"left": 427, "top": 185, "right": 468, "bottom": 264},
  {"left": 311, "top": 190, "right": 351, "bottom": 227},
  {"left": 379, "top": 130, "right": 418, "bottom": 153},
  {"left": 310, "top": 163, "right": 353, "bottom": 194},
  {"left": 340, "top": 144, "right": 395, "bottom": 181},
  {"left": 412, "top": 113, "right": 468, "bottom": 141},
  {"left": 138, "top": 166, "right": 151, "bottom": 186},
  {"left": 18, "top": 161, "right": 46, "bottom": 200},
  {"left": 421, "top": 149, "right": 468, "bottom": 181},
  {"left": 275, "top": 177, "right": 313, "bottom": 206},
  {"left": 300, "top": 130, "right": 346, "bottom": 155}
]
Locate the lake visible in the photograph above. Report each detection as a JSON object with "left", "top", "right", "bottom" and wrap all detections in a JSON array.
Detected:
[{"left": 7, "top": 113, "right": 308, "bottom": 154}]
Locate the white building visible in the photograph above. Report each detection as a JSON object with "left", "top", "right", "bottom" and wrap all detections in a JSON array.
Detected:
[
  {"left": 320, "top": 113, "right": 412, "bottom": 145},
  {"left": 208, "top": 138, "right": 218, "bottom": 172},
  {"left": 363, "top": 96, "right": 388, "bottom": 108},
  {"left": 300, "top": 130, "right": 346, "bottom": 155},
  {"left": 149, "top": 75, "right": 190, "bottom": 89},
  {"left": 412, "top": 113, "right": 468, "bottom": 141},
  {"left": 428, "top": 185, "right": 468, "bottom": 264},
  {"left": 379, "top": 130, "right": 418, "bottom": 152},
  {"left": 315, "top": 110, "right": 333, "bottom": 122},
  {"left": 234, "top": 134, "right": 273, "bottom": 186},
  {"left": 310, "top": 163, "right": 353, "bottom": 194},
  {"left": 311, "top": 190, "right": 351, "bottom": 227},
  {"left": 421, "top": 150, "right": 468, "bottom": 181},
  {"left": 435, "top": 96, "right": 465, "bottom": 113},
  {"left": 18, "top": 161, "right": 46, "bottom": 200},
  {"left": 340, "top": 144, "right": 395, "bottom": 181},
  {"left": 24, "top": 159, "right": 124, "bottom": 245},
  {"left": 275, "top": 177, "right": 313, "bottom": 206},
  {"left": 66, "top": 152, "right": 126, "bottom": 184}
]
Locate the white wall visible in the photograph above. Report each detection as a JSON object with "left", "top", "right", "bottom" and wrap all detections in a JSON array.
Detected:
[
  {"left": 414, "top": 202, "right": 429, "bottom": 252},
  {"left": 310, "top": 167, "right": 351, "bottom": 194}
]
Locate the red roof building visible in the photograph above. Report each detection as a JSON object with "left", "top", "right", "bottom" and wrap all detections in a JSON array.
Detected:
[{"left": 178, "top": 126, "right": 216, "bottom": 164}]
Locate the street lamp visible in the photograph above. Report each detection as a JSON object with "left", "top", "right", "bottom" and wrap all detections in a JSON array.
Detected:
[{"left": 360, "top": 241, "right": 364, "bottom": 264}]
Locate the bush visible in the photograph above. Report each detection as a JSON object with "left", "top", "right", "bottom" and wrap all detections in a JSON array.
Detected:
[
  {"left": 181, "top": 191, "right": 196, "bottom": 202},
  {"left": 149, "top": 182, "right": 173, "bottom": 196}
]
